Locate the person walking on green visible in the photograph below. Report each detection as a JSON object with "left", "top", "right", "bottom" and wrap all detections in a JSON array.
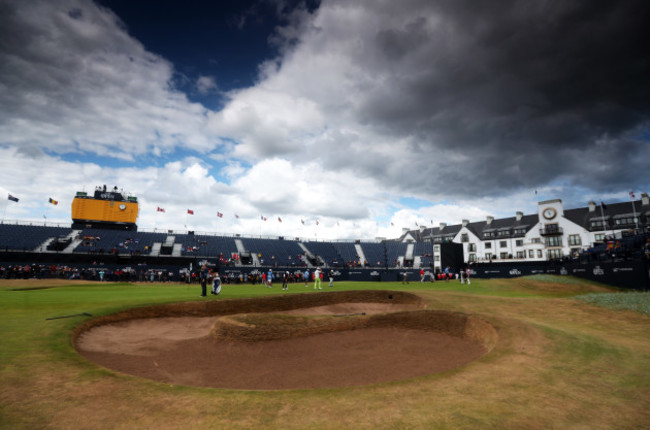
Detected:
[{"left": 314, "top": 267, "right": 322, "bottom": 289}]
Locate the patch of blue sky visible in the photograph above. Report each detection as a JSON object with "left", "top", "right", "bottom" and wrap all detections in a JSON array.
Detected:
[
  {"left": 48, "top": 149, "right": 134, "bottom": 169},
  {"left": 397, "top": 196, "right": 434, "bottom": 210}
]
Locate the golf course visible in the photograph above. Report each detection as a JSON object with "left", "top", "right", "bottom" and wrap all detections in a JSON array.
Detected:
[{"left": 1, "top": 276, "right": 649, "bottom": 429}]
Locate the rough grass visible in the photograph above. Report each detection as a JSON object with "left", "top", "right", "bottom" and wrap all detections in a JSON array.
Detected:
[
  {"left": 575, "top": 291, "right": 650, "bottom": 315},
  {"left": 1, "top": 276, "right": 650, "bottom": 429}
]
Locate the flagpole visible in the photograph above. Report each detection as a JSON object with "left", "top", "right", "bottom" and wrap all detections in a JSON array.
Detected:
[
  {"left": 599, "top": 201, "right": 610, "bottom": 240},
  {"left": 630, "top": 192, "right": 639, "bottom": 233}
]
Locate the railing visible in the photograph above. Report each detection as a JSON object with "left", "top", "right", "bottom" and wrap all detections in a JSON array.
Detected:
[{"left": 539, "top": 226, "right": 563, "bottom": 236}]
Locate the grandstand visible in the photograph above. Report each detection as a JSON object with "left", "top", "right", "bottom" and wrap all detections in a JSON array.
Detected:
[{"left": 0, "top": 188, "right": 648, "bottom": 289}]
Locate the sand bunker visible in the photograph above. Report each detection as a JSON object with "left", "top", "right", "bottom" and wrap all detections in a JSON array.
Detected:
[{"left": 74, "top": 291, "right": 497, "bottom": 390}]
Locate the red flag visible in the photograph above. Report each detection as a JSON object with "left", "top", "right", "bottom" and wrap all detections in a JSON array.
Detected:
[
  {"left": 278, "top": 217, "right": 282, "bottom": 223},
  {"left": 188, "top": 209, "right": 194, "bottom": 215},
  {"left": 157, "top": 207, "right": 165, "bottom": 213},
  {"left": 235, "top": 214, "right": 239, "bottom": 219},
  {"left": 217, "top": 212, "right": 223, "bottom": 218},
  {"left": 630, "top": 191, "right": 636, "bottom": 199},
  {"left": 48, "top": 198, "right": 58, "bottom": 205}
]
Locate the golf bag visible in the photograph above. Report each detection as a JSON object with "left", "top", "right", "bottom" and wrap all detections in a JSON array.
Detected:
[{"left": 211, "top": 277, "right": 222, "bottom": 295}]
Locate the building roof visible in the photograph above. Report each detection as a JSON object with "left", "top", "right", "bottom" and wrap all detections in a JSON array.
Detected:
[{"left": 397, "top": 196, "right": 649, "bottom": 242}]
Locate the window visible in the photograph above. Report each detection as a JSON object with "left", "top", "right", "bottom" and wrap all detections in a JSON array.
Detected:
[
  {"left": 614, "top": 216, "right": 637, "bottom": 226},
  {"left": 434, "top": 255, "right": 440, "bottom": 261},
  {"left": 468, "top": 243, "right": 477, "bottom": 252},
  {"left": 544, "top": 223, "right": 561, "bottom": 234},
  {"left": 514, "top": 228, "right": 526, "bottom": 236},
  {"left": 500, "top": 252, "right": 509, "bottom": 259},
  {"left": 537, "top": 249, "right": 542, "bottom": 258},
  {"left": 434, "top": 245, "right": 440, "bottom": 252},
  {"left": 547, "top": 249, "right": 562, "bottom": 259},
  {"left": 516, "top": 251, "right": 526, "bottom": 259},
  {"left": 515, "top": 239, "right": 523, "bottom": 247},
  {"left": 500, "top": 241, "right": 507, "bottom": 248},
  {"left": 528, "top": 249, "right": 535, "bottom": 258},
  {"left": 461, "top": 233, "right": 469, "bottom": 243},
  {"left": 485, "top": 252, "right": 492, "bottom": 260},
  {"left": 545, "top": 236, "right": 562, "bottom": 247},
  {"left": 497, "top": 229, "right": 510, "bottom": 237},
  {"left": 568, "top": 235, "right": 581, "bottom": 246},
  {"left": 590, "top": 219, "right": 608, "bottom": 229},
  {"left": 485, "top": 242, "right": 492, "bottom": 249},
  {"left": 531, "top": 238, "right": 542, "bottom": 244},
  {"left": 468, "top": 253, "right": 476, "bottom": 262},
  {"left": 483, "top": 231, "right": 494, "bottom": 238}
]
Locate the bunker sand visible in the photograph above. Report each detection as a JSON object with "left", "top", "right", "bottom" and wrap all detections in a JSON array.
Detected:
[{"left": 75, "top": 291, "right": 497, "bottom": 390}]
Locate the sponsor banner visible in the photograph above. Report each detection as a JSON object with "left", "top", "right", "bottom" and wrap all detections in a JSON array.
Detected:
[{"left": 471, "top": 261, "right": 648, "bottom": 290}]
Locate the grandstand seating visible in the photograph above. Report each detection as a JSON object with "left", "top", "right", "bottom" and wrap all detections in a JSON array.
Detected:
[
  {"left": 385, "top": 241, "right": 408, "bottom": 266},
  {"left": 0, "top": 222, "right": 426, "bottom": 267},
  {"left": 0, "top": 224, "right": 71, "bottom": 251},
  {"left": 303, "top": 241, "right": 342, "bottom": 266},
  {"left": 73, "top": 229, "right": 166, "bottom": 255},
  {"left": 331, "top": 242, "right": 361, "bottom": 266},
  {"left": 174, "top": 233, "right": 239, "bottom": 259},
  {"left": 360, "top": 242, "right": 386, "bottom": 267},
  {"left": 240, "top": 237, "right": 304, "bottom": 266}
]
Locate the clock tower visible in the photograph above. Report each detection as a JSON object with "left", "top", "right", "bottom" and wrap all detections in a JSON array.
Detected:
[{"left": 538, "top": 199, "right": 564, "bottom": 221}]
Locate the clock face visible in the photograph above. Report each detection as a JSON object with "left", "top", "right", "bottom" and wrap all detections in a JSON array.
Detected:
[
  {"left": 119, "top": 204, "right": 126, "bottom": 211},
  {"left": 543, "top": 208, "right": 556, "bottom": 220}
]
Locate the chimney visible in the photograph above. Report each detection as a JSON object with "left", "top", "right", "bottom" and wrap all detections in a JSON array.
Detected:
[
  {"left": 486, "top": 216, "right": 494, "bottom": 225},
  {"left": 588, "top": 201, "right": 596, "bottom": 212},
  {"left": 642, "top": 193, "right": 649, "bottom": 206},
  {"left": 516, "top": 211, "right": 523, "bottom": 221},
  {"left": 462, "top": 219, "right": 469, "bottom": 227},
  {"left": 439, "top": 222, "right": 447, "bottom": 230}
]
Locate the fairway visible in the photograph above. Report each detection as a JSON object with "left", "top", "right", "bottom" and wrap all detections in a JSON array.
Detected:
[{"left": 1, "top": 277, "right": 650, "bottom": 429}]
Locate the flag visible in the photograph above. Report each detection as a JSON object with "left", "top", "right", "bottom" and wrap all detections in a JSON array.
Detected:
[
  {"left": 301, "top": 219, "right": 305, "bottom": 225},
  {"left": 316, "top": 220, "right": 319, "bottom": 225},
  {"left": 278, "top": 217, "right": 282, "bottom": 223},
  {"left": 7, "top": 194, "right": 19, "bottom": 203},
  {"left": 217, "top": 212, "right": 223, "bottom": 218},
  {"left": 157, "top": 207, "right": 165, "bottom": 213},
  {"left": 261, "top": 216, "right": 267, "bottom": 221},
  {"left": 235, "top": 214, "right": 239, "bottom": 219},
  {"left": 630, "top": 191, "right": 635, "bottom": 199},
  {"left": 600, "top": 201, "right": 607, "bottom": 210},
  {"left": 391, "top": 222, "right": 394, "bottom": 226},
  {"left": 48, "top": 198, "right": 58, "bottom": 205},
  {"left": 415, "top": 221, "right": 418, "bottom": 226},
  {"left": 188, "top": 209, "right": 194, "bottom": 215}
]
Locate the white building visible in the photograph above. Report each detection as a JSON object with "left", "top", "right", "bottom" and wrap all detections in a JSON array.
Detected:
[{"left": 400, "top": 193, "right": 650, "bottom": 269}]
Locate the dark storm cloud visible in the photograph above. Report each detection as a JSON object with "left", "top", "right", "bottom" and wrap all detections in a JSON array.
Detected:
[{"left": 340, "top": 0, "right": 650, "bottom": 196}]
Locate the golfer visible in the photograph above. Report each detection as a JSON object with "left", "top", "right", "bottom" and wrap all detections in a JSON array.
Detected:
[{"left": 314, "top": 267, "right": 322, "bottom": 289}]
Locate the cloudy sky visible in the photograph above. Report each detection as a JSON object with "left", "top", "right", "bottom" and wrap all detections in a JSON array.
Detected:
[{"left": 1, "top": 0, "right": 649, "bottom": 239}]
